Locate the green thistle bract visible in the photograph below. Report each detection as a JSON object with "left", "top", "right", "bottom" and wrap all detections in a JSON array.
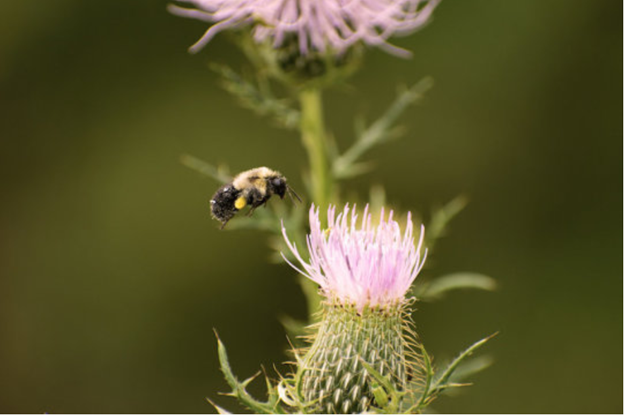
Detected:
[{"left": 300, "top": 302, "right": 421, "bottom": 413}]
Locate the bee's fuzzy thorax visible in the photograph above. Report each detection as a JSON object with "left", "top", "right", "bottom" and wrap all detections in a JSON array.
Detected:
[{"left": 232, "top": 167, "right": 281, "bottom": 197}]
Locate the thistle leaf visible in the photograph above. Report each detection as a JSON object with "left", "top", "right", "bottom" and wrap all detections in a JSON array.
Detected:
[
  {"left": 335, "top": 161, "right": 375, "bottom": 179},
  {"left": 448, "top": 355, "right": 495, "bottom": 383},
  {"left": 360, "top": 358, "right": 403, "bottom": 413},
  {"left": 430, "top": 333, "right": 498, "bottom": 395},
  {"left": 211, "top": 64, "right": 300, "bottom": 129},
  {"left": 360, "top": 359, "right": 396, "bottom": 396},
  {"left": 206, "top": 398, "right": 232, "bottom": 414},
  {"left": 180, "top": 154, "right": 231, "bottom": 184},
  {"left": 415, "top": 272, "right": 497, "bottom": 301},
  {"left": 333, "top": 77, "right": 434, "bottom": 180},
  {"left": 415, "top": 344, "right": 434, "bottom": 409},
  {"left": 213, "top": 331, "right": 279, "bottom": 414},
  {"left": 371, "top": 383, "right": 389, "bottom": 408},
  {"left": 426, "top": 195, "right": 468, "bottom": 251}
]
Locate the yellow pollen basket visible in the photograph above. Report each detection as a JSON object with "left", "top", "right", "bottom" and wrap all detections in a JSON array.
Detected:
[{"left": 234, "top": 196, "right": 247, "bottom": 210}]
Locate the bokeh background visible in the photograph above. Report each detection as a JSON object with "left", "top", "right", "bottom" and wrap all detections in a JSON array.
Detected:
[{"left": 0, "top": 1, "right": 621, "bottom": 413}]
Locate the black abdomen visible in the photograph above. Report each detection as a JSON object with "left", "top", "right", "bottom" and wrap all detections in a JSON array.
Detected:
[{"left": 210, "top": 184, "right": 241, "bottom": 223}]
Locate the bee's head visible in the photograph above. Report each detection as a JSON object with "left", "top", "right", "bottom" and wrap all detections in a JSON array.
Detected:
[{"left": 269, "top": 176, "right": 287, "bottom": 198}]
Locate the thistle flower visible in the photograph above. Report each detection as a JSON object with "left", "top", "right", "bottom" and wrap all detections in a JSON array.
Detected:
[
  {"left": 169, "top": 0, "right": 441, "bottom": 57},
  {"left": 281, "top": 205, "right": 427, "bottom": 413},
  {"left": 282, "top": 204, "right": 426, "bottom": 312}
]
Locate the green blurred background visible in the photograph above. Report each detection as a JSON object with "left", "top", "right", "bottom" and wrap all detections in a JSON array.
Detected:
[{"left": 0, "top": 1, "right": 621, "bottom": 413}]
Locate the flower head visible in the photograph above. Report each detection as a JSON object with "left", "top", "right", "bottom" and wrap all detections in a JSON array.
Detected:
[
  {"left": 170, "top": 0, "right": 440, "bottom": 57},
  {"left": 282, "top": 204, "right": 426, "bottom": 311}
]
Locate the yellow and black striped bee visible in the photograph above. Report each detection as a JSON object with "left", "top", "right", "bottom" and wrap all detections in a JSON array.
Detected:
[{"left": 210, "top": 167, "right": 301, "bottom": 229}]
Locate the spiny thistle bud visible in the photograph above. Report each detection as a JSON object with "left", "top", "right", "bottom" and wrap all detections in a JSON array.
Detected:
[{"left": 282, "top": 205, "right": 426, "bottom": 413}]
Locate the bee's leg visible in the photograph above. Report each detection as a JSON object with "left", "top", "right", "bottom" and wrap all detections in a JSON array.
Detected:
[
  {"left": 246, "top": 188, "right": 266, "bottom": 217},
  {"left": 246, "top": 200, "right": 267, "bottom": 217}
]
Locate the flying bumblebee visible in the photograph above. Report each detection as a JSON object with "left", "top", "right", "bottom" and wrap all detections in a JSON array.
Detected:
[{"left": 210, "top": 167, "right": 301, "bottom": 229}]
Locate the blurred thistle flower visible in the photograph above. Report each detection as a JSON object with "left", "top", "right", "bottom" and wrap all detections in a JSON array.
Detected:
[
  {"left": 169, "top": 0, "right": 441, "bottom": 57},
  {"left": 281, "top": 204, "right": 427, "bottom": 413},
  {"left": 282, "top": 204, "right": 426, "bottom": 312}
]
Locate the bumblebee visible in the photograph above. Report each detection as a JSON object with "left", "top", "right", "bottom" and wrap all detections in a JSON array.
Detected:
[{"left": 210, "top": 167, "right": 301, "bottom": 229}]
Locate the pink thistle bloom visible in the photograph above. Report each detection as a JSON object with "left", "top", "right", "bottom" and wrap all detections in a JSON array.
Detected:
[
  {"left": 169, "top": 0, "right": 441, "bottom": 57},
  {"left": 282, "top": 204, "right": 427, "bottom": 311}
]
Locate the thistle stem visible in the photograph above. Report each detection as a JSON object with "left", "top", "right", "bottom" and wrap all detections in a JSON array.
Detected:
[
  {"left": 298, "top": 87, "right": 331, "bottom": 319},
  {"left": 299, "top": 88, "right": 332, "bottom": 213}
]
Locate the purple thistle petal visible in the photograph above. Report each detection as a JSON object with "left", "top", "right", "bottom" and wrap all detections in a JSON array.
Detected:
[
  {"left": 170, "top": 0, "right": 441, "bottom": 56},
  {"left": 282, "top": 204, "right": 427, "bottom": 311}
]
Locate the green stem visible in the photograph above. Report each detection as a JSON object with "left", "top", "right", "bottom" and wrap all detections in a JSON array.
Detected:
[
  {"left": 298, "top": 87, "right": 331, "bottom": 320},
  {"left": 299, "top": 88, "right": 331, "bottom": 213}
]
